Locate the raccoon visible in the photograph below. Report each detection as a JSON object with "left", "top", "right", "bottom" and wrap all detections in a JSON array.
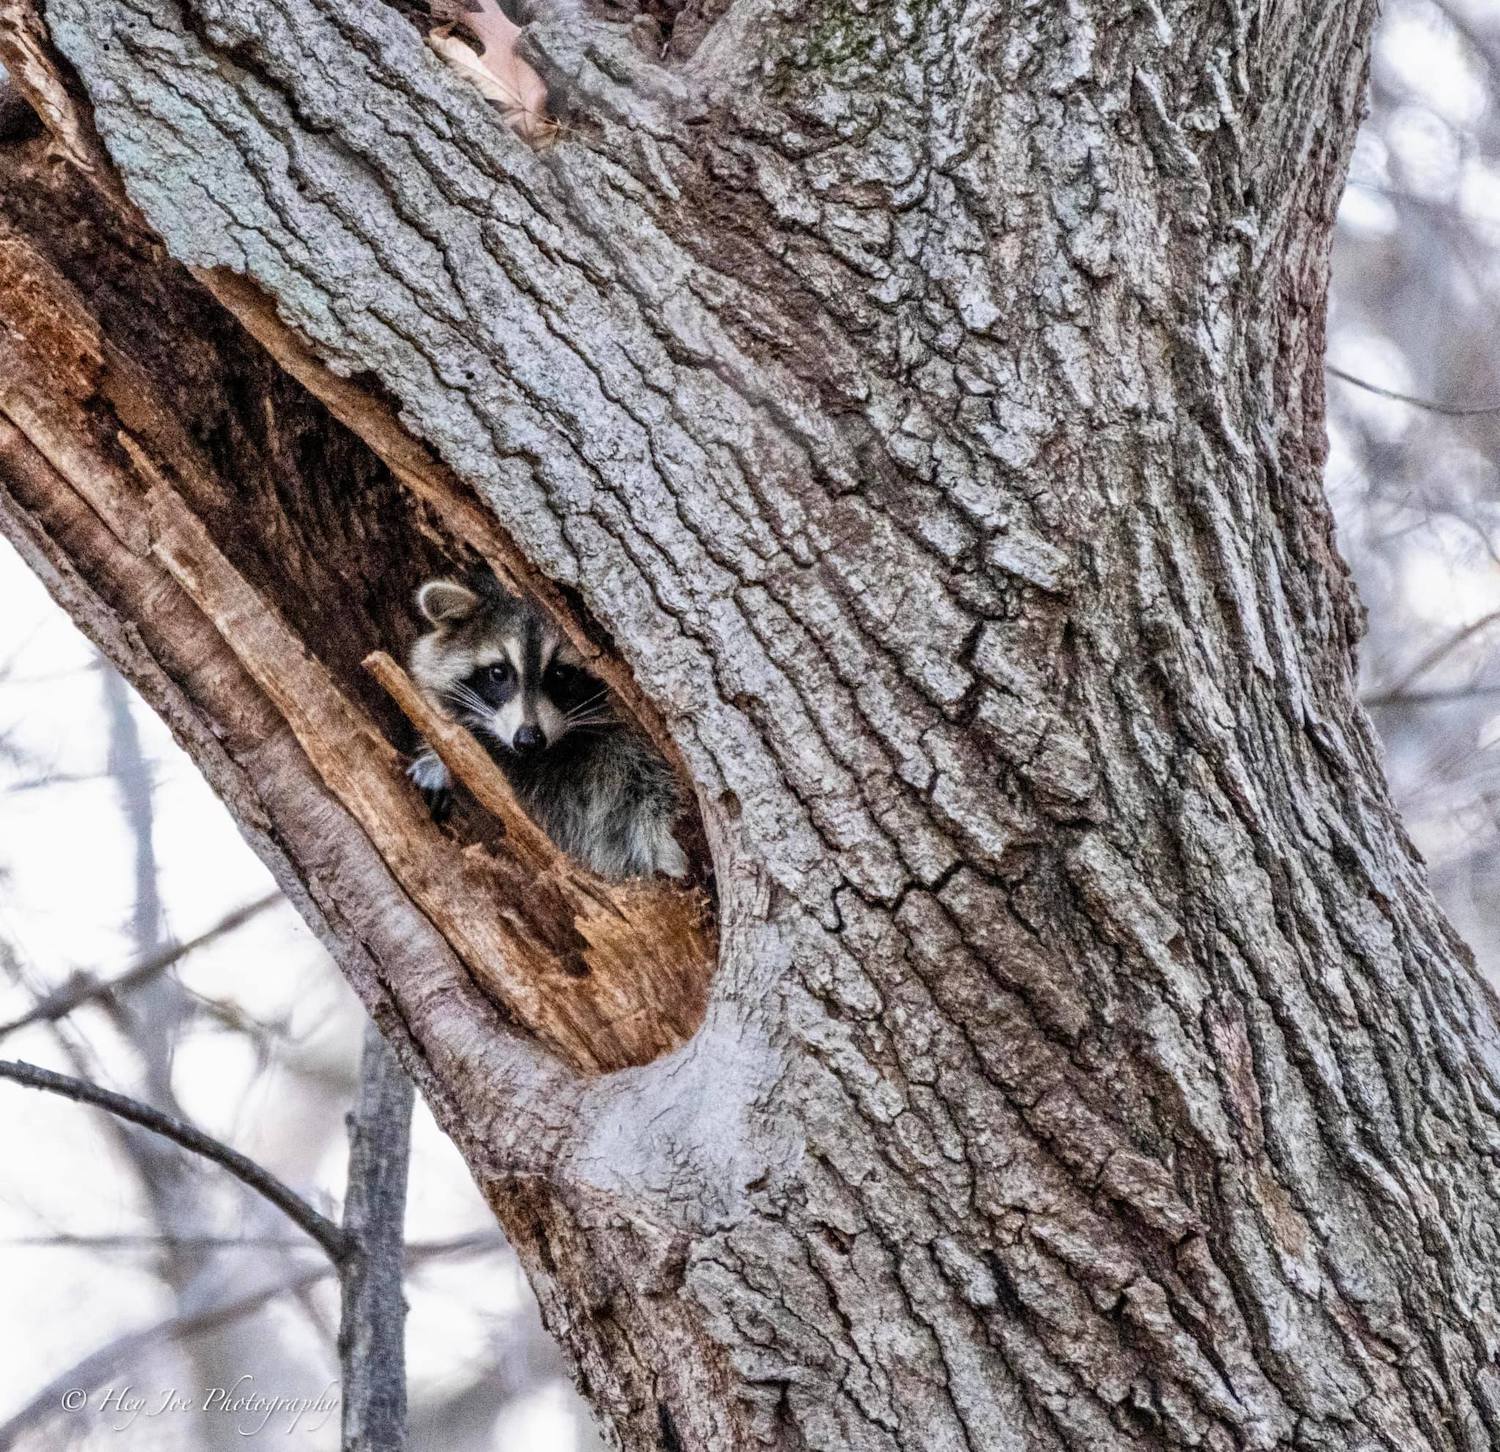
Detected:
[{"left": 406, "top": 574, "right": 689, "bottom": 881}]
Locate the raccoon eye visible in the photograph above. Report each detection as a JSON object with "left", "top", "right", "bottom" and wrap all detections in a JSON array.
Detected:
[
  {"left": 484, "top": 661, "right": 513, "bottom": 685},
  {"left": 545, "top": 662, "right": 585, "bottom": 690}
]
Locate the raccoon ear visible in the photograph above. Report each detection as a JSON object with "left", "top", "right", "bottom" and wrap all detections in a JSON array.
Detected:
[{"left": 417, "top": 578, "right": 483, "bottom": 625}]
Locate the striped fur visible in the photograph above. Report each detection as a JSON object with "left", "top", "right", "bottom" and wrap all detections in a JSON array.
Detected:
[{"left": 406, "top": 575, "right": 687, "bottom": 881}]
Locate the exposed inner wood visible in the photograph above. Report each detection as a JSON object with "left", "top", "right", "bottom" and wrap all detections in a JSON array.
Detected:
[
  {"left": 14, "top": 3, "right": 1500, "bottom": 1451},
  {"left": 366, "top": 649, "right": 562, "bottom": 876},
  {"left": 0, "top": 132, "right": 713, "bottom": 1075}
]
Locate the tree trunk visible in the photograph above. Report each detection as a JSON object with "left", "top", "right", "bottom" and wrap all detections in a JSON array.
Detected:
[
  {"left": 340, "top": 1022, "right": 415, "bottom": 1452},
  {"left": 4, "top": 1, "right": 1498, "bottom": 1449}
]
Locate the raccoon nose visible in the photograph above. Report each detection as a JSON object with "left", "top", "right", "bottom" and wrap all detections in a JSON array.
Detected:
[{"left": 513, "top": 724, "right": 544, "bottom": 755}]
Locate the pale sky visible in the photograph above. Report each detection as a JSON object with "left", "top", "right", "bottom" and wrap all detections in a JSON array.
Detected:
[{"left": 0, "top": 539, "right": 590, "bottom": 1449}]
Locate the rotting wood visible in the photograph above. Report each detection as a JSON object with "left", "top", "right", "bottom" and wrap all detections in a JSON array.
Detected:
[
  {"left": 366, "top": 649, "right": 562, "bottom": 877},
  {"left": 15, "top": 2, "right": 1500, "bottom": 1451},
  {"left": 365, "top": 648, "right": 714, "bottom": 1043},
  {"left": 0, "top": 206, "right": 712, "bottom": 1075}
]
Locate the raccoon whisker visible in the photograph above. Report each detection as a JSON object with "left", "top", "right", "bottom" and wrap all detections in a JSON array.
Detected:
[
  {"left": 446, "top": 683, "right": 489, "bottom": 709},
  {"left": 444, "top": 685, "right": 493, "bottom": 721},
  {"left": 408, "top": 573, "right": 687, "bottom": 878}
]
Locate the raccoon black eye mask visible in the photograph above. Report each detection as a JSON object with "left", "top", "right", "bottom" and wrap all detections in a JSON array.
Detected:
[{"left": 405, "top": 576, "right": 688, "bottom": 882}]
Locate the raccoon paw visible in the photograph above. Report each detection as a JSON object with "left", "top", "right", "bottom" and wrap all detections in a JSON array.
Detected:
[
  {"left": 407, "top": 750, "right": 453, "bottom": 823},
  {"left": 653, "top": 833, "right": 689, "bottom": 879}
]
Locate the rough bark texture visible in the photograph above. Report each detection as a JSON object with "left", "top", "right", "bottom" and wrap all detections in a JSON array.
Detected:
[
  {"left": 4, "top": 1, "right": 1500, "bottom": 1450},
  {"left": 340, "top": 1023, "right": 415, "bottom": 1452}
]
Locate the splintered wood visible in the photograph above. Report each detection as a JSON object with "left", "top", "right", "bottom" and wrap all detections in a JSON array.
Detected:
[
  {"left": 365, "top": 648, "right": 715, "bottom": 1064},
  {"left": 0, "top": 216, "right": 712, "bottom": 1076}
]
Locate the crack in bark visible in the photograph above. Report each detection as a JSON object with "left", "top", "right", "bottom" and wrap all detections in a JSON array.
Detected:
[{"left": 6, "top": 0, "right": 1495, "bottom": 1448}]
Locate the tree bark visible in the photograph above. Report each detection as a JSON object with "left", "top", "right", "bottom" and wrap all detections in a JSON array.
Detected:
[
  {"left": 4, "top": 2, "right": 1499, "bottom": 1450},
  {"left": 340, "top": 1023, "right": 415, "bottom": 1452}
]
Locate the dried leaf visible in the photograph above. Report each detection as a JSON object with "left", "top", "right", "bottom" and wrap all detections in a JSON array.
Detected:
[{"left": 427, "top": 1, "right": 554, "bottom": 145}]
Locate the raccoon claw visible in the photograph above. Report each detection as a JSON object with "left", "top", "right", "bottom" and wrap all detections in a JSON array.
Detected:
[{"left": 407, "top": 749, "right": 453, "bottom": 823}]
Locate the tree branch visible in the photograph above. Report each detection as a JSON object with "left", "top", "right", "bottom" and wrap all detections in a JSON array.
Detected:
[
  {"left": 338, "top": 1021, "right": 415, "bottom": 1452},
  {"left": 0, "top": 1263, "right": 336, "bottom": 1449},
  {"left": 1363, "top": 610, "right": 1500, "bottom": 707},
  {"left": 2, "top": 1230, "right": 502, "bottom": 1254},
  {"left": 0, "top": 1230, "right": 499, "bottom": 1449},
  {"left": 1363, "top": 683, "right": 1500, "bottom": 709},
  {"left": 1328, "top": 363, "right": 1500, "bottom": 417},
  {"left": 0, "top": 892, "right": 281, "bottom": 1040},
  {"left": 0, "top": 1058, "right": 349, "bottom": 1261}
]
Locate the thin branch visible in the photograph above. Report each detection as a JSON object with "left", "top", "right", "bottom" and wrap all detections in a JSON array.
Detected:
[
  {"left": 4, "top": 770, "right": 114, "bottom": 792},
  {"left": 0, "top": 1263, "right": 336, "bottom": 1450},
  {"left": 1363, "top": 683, "right": 1500, "bottom": 709},
  {"left": 0, "top": 892, "right": 280, "bottom": 1041},
  {"left": 1346, "top": 176, "right": 1492, "bottom": 226},
  {"left": 1327, "top": 364, "right": 1500, "bottom": 418},
  {"left": 0, "top": 1058, "right": 348, "bottom": 1261},
  {"left": 0, "top": 1229, "right": 497, "bottom": 1449},
  {"left": 2, "top": 1230, "right": 503, "bottom": 1254},
  {"left": 338, "top": 1023, "right": 416, "bottom": 1452},
  {"left": 1368, "top": 610, "right": 1500, "bottom": 705}
]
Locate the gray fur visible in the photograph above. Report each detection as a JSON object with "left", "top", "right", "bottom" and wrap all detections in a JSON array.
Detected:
[{"left": 405, "top": 578, "right": 688, "bottom": 881}]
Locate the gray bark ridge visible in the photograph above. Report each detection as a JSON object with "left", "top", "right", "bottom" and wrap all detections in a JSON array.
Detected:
[
  {"left": 340, "top": 1022, "right": 414, "bottom": 1452},
  {"left": 36, "top": 0, "right": 1500, "bottom": 1449}
]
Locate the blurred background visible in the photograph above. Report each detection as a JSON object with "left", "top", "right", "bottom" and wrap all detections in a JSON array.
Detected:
[
  {"left": 1325, "top": 0, "right": 1500, "bottom": 973},
  {"left": 1, "top": 0, "right": 1497, "bottom": 1446}
]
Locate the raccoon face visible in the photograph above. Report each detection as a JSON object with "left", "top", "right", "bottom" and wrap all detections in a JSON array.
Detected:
[{"left": 410, "top": 578, "right": 610, "bottom": 755}]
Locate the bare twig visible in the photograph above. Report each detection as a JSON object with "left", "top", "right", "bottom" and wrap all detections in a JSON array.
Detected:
[
  {"left": 0, "top": 892, "right": 280, "bottom": 1040},
  {"left": 0, "top": 1227, "right": 498, "bottom": 1449},
  {"left": 1364, "top": 611, "right": 1500, "bottom": 707},
  {"left": 1328, "top": 364, "right": 1500, "bottom": 418},
  {"left": 0, "top": 1263, "right": 336, "bottom": 1450},
  {"left": 1, "top": 1231, "right": 502, "bottom": 1254},
  {"left": 0, "top": 1058, "right": 348, "bottom": 1261},
  {"left": 0, "top": 1228, "right": 501, "bottom": 1449},
  {"left": 4, "top": 770, "right": 113, "bottom": 792},
  {"left": 1363, "top": 683, "right": 1500, "bottom": 709}
]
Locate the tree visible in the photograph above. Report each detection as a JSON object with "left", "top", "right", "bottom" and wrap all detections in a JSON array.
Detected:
[
  {"left": 0, "top": 956, "right": 416, "bottom": 1451},
  {"left": 2, "top": 0, "right": 1495, "bottom": 1448}
]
